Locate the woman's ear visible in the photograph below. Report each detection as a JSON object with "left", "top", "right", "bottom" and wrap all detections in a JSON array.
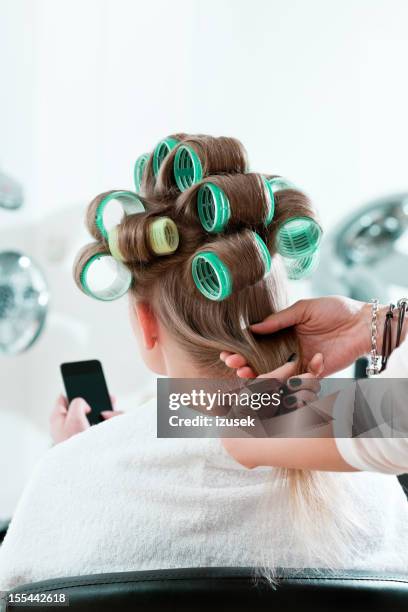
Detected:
[{"left": 134, "top": 302, "right": 159, "bottom": 350}]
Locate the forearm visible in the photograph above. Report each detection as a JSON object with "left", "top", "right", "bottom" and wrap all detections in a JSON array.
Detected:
[{"left": 222, "top": 435, "right": 357, "bottom": 472}]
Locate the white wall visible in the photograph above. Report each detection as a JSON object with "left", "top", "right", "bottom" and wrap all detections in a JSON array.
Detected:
[
  {"left": 2, "top": 0, "right": 408, "bottom": 514},
  {"left": 0, "top": 0, "right": 38, "bottom": 227},
  {"left": 2, "top": 0, "right": 408, "bottom": 228}
]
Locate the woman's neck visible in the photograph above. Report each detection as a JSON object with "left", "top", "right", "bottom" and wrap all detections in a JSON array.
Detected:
[
  {"left": 162, "top": 349, "right": 206, "bottom": 378},
  {"left": 161, "top": 340, "right": 217, "bottom": 378}
]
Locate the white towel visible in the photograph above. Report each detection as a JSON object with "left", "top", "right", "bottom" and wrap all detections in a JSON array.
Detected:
[{"left": 0, "top": 396, "right": 407, "bottom": 591}]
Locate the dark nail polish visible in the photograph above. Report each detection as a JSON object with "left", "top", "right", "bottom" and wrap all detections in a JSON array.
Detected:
[
  {"left": 285, "top": 395, "right": 297, "bottom": 406},
  {"left": 289, "top": 377, "right": 302, "bottom": 387}
]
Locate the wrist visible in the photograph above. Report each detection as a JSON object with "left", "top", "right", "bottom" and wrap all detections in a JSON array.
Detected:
[
  {"left": 375, "top": 304, "right": 389, "bottom": 356},
  {"left": 358, "top": 302, "right": 378, "bottom": 356},
  {"left": 361, "top": 302, "right": 408, "bottom": 357}
]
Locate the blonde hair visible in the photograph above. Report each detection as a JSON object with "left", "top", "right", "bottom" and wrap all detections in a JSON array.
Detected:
[{"left": 74, "top": 134, "right": 367, "bottom": 578}]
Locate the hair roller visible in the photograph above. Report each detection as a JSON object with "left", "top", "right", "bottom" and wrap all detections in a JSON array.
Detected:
[
  {"left": 153, "top": 138, "right": 179, "bottom": 176},
  {"left": 261, "top": 181, "right": 322, "bottom": 257},
  {"left": 190, "top": 230, "right": 270, "bottom": 301},
  {"left": 283, "top": 250, "right": 320, "bottom": 280},
  {"left": 117, "top": 213, "right": 179, "bottom": 264},
  {"left": 73, "top": 242, "right": 132, "bottom": 302},
  {"left": 180, "top": 173, "right": 274, "bottom": 232},
  {"left": 87, "top": 190, "right": 146, "bottom": 242},
  {"left": 157, "top": 136, "right": 249, "bottom": 195},
  {"left": 134, "top": 153, "right": 149, "bottom": 193},
  {"left": 276, "top": 216, "right": 322, "bottom": 259},
  {"left": 140, "top": 133, "right": 188, "bottom": 197}
]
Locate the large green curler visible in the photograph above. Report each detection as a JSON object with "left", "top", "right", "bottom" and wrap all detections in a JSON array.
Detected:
[
  {"left": 134, "top": 153, "right": 149, "bottom": 192},
  {"left": 269, "top": 177, "right": 295, "bottom": 193},
  {"left": 79, "top": 253, "right": 132, "bottom": 301},
  {"left": 153, "top": 138, "right": 179, "bottom": 177},
  {"left": 197, "top": 177, "right": 273, "bottom": 233},
  {"left": 254, "top": 232, "right": 272, "bottom": 274},
  {"left": 174, "top": 145, "right": 203, "bottom": 191},
  {"left": 192, "top": 251, "right": 232, "bottom": 301},
  {"left": 197, "top": 183, "right": 231, "bottom": 233},
  {"left": 262, "top": 177, "right": 275, "bottom": 226},
  {"left": 283, "top": 250, "right": 320, "bottom": 280},
  {"left": 191, "top": 233, "right": 271, "bottom": 301},
  {"left": 276, "top": 216, "right": 322, "bottom": 259},
  {"left": 266, "top": 177, "right": 295, "bottom": 221},
  {"left": 95, "top": 191, "right": 145, "bottom": 241}
]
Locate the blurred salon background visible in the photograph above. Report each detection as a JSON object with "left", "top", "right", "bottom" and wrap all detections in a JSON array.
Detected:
[{"left": 1, "top": 0, "right": 408, "bottom": 517}]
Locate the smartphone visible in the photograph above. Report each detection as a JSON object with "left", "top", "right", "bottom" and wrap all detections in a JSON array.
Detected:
[{"left": 60, "top": 360, "right": 112, "bottom": 425}]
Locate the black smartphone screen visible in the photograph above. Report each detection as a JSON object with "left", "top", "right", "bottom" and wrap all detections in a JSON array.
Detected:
[{"left": 60, "top": 360, "right": 112, "bottom": 426}]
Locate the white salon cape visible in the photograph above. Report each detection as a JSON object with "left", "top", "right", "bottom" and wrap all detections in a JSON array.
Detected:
[
  {"left": 335, "top": 337, "right": 408, "bottom": 474},
  {"left": 0, "top": 394, "right": 408, "bottom": 592}
]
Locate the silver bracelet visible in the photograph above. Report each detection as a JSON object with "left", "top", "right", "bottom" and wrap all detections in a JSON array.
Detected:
[{"left": 366, "top": 298, "right": 381, "bottom": 377}]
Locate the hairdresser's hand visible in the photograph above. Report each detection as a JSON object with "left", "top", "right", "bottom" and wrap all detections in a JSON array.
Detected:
[
  {"left": 224, "top": 354, "right": 323, "bottom": 449},
  {"left": 50, "top": 395, "right": 123, "bottom": 444},
  {"left": 255, "top": 354, "right": 323, "bottom": 412},
  {"left": 260, "top": 352, "right": 323, "bottom": 410},
  {"left": 221, "top": 296, "right": 373, "bottom": 377}
]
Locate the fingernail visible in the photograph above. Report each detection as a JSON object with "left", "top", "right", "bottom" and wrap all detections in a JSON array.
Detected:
[
  {"left": 289, "top": 377, "right": 302, "bottom": 387},
  {"left": 285, "top": 395, "right": 297, "bottom": 406}
]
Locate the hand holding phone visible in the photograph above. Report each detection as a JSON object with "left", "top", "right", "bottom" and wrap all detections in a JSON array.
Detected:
[{"left": 52, "top": 360, "right": 121, "bottom": 444}]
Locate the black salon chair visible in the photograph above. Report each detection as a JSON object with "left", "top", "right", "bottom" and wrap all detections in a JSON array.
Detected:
[{"left": 4, "top": 567, "right": 408, "bottom": 611}]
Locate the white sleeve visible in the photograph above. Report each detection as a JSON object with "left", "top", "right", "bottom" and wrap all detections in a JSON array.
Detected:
[
  {"left": 336, "top": 437, "right": 408, "bottom": 474},
  {"left": 335, "top": 337, "right": 408, "bottom": 474}
]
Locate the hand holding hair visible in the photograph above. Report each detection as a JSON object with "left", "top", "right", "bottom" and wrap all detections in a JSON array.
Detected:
[{"left": 221, "top": 296, "right": 407, "bottom": 377}]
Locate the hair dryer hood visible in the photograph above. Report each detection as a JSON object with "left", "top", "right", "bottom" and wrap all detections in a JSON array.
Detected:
[
  {"left": 0, "top": 251, "right": 49, "bottom": 355},
  {"left": 312, "top": 193, "right": 408, "bottom": 302}
]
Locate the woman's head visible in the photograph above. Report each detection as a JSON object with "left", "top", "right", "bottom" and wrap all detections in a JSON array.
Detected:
[{"left": 74, "top": 134, "right": 321, "bottom": 378}]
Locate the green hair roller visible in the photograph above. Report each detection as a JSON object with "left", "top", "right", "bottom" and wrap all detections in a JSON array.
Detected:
[
  {"left": 192, "top": 233, "right": 271, "bottom": 301},
  {"left": 134, "top": 153, "right": 149, "bottom": 192},
  {"left": 269, "top": 177, "right": 295, "bottom": 193},
  {"left": 262, "top": 177, "right": 275, "bottom": 226},
  {"left": 197, "top": 178, "right": 276, "bottom": 232},
  {"left": 95, "top": 191, "right": 145, "bottom": 240},
  {"left": 153, "top": 138, "right": 179, "bottom": 177},
  {"left": 284, "top": 250, "right": 320, "bottom": 280},
  {"left": 192, "top": 251, "right": 232, "bottom": 301},
  {"left": 174, "top": 145, "right": 203, "bottom": 191},
  {"left": 80, "top": 253, "right": 132, "bottom": 302},
  {"left": 254, "top": 232, "right": 272, "bottom": 273},
  {"left": 276, "top": 216, "right": 322, "bottom": 259},
  {"left": 265, "top": 177, "right": 295, "bottom": 223},
  {"left": 197, "top": 183, "right": 231, "bottom": 232}
]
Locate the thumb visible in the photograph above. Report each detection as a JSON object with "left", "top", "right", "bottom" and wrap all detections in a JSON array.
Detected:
[
  {"left": 307, "top": 353, "right": 324, "bottom": 377},
  {"left": 250, "top": 301, "right": 306, "bottom": 335},
  {"left": 69, "top": 397, "right": 92, "bottom": 413},
  {"left": 67, "top": 398, "right": 92, "bottom": 428},
  {"left": 257, "top": 360, "right": 298, "bottom": 382}
]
